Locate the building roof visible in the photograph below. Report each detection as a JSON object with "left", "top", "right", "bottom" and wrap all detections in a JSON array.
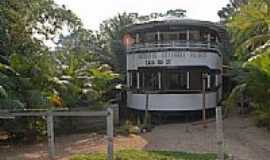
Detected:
[{"left": 127, "top": 16, "right": 225, "bottom": 33}]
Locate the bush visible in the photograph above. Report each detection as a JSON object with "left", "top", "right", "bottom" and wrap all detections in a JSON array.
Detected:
[
  {"left": 253, "top": 103, "right": 270, "bottom": 129},
  {"left": 116, "top": 121, "right": 141, "bottom": 136},
  {"left": 1, "top": 117, "right": 47, "bottom": 142}
]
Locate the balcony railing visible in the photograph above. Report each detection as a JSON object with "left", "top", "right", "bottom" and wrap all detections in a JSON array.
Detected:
[{"left": 127, "top": 40, "right": 220, "bottom": 52}]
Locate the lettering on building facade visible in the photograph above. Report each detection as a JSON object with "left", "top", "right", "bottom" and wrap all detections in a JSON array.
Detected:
[{"left": 137, "top": 51, "right": 207, "bottom": 65}]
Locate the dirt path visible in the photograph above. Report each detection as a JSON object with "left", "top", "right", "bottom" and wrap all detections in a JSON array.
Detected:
[
  {"left": 1, "top": 114, "right": 269, "bottom": 160},
  {"left": 1, "top": 134, "right": 146, "bottom": 160},
  {"left": 142, "top": 114, "right": 270, "bottom": 160}
]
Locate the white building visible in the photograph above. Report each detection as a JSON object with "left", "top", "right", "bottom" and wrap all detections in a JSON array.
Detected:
[{"left": 125, "top": 16, "right": 230, "bottom": 112}]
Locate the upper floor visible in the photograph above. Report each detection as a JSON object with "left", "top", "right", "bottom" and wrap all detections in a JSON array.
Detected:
[{"left": 125, "top": 17, "right": 230, "bottom": 55}]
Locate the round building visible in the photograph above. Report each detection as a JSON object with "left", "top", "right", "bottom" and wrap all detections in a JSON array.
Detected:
[{"left": 124, "top": 16, "right": 230, "bottom": 112}]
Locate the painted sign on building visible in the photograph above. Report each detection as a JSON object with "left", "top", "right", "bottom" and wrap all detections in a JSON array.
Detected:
[{"left": 127, "top": 51, "right": 220, "bottom": 70}]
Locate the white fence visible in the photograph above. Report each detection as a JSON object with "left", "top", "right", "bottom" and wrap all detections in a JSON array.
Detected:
[{"left": 127, "top": 40, "right": 220, "bottom": 52}]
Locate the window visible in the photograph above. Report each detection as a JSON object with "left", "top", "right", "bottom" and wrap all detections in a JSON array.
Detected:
[
  {"left": 155, "top": 34, "right": 159, "bottom": 42},
  {"left": 139, "top": 72, "right": 144, "bottom": 89},
  {"left": 179, "top": 31, "right": 187, "bottom": 41},
  {"left": 159, "top": 33, "right": 164, "bottom": 42},
  {"left": 145, "top": 33, "right": 156, "bottom": 43},
  {"left": 139, "top": 34, "right": 145, "bottom": 43},
  {"left": 143, "top": 71, "right": 159, "bottom": 90},
  {"left": 129, "top": 69, "right": 218, "bottom": 92},
  {"left": 189, "top": 30, "right": 200, "bottom": 41},
  {"left": 129, "top": 71, "right": 137, "bottom": 89},
  {"left": 164, "top": 71, "right": 187, "bottom": 90},
  {"left": 200, "top": 31, "right": 208, "bottom": 42},
  {"left": 189, "top": 70, "right": 202, "bottom": 90},
  {"left": 168, "top": 33, "right": 178, "bottom": 41},
  {"left": 210, "top": 73, "right": 216, "bottom": 89},
  {"left": 210, "top": 33, "right": 217, "bottom": 43}
]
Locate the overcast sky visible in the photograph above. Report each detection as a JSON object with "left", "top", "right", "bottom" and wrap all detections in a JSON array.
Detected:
[{"left": 55, "top": 0, "right": 229, "bottom": 31}]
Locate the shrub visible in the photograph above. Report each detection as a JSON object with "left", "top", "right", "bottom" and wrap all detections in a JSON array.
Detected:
[
  {"left": 116, "top": 121, "right": 141, "bottom": 136},
  {"left": 253, "top": 103, "right": 270, "bottom": 129}
]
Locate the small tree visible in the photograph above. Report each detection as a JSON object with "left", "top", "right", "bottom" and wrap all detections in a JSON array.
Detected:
[{"left": 89, "top": 64, "right": 119, "bottom": 108}]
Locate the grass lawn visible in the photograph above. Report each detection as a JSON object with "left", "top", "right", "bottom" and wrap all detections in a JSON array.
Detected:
[{"left": 71, "top": 149, "right": 216, "bottom": 160}]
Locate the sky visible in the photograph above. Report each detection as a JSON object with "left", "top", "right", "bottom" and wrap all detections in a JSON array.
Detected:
[{"left": 55, "top": 0, "right": 230, "bottom": 31}]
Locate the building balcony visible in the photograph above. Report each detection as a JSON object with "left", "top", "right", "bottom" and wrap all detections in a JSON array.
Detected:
[{"left": 127, "top": 40, "right": 220, "bottom": 53}]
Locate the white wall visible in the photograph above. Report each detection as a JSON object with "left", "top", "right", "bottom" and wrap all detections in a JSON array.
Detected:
[{"left": 127, "top": 92, "right": 217, "bottom": 111}]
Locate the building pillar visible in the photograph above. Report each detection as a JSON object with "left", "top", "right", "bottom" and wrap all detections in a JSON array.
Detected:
[
  {"left": 207, "top": 33, "right": 211, "bottom": 48},
  {"left": 157, "top": 32, "right": 161, "bottom": 47},
  {"left": 187, "top": 30, "right": 190, "bottom": 47},
  {"left": 137, "top": 72, "right": 140, "bottom": 89},
  {"left": 187, "top": 72, "right": 190, "bottom": 89},
  {"left": 136, "top": 33, "right": 140, "bottom": 43},
  {"left": 158, "top": 72, "right": 161, "bottom": 89},
  {"left": 129, "top": 72, "right": 133, "bottom": 87},
  {"left": 142, "top": 72, "right": 145, "bottom": 88},
  {"left": 215, "top": 74, "right": 219, "bottom": 87},
  {"left": 157, "top": 32, "right": 160, "bottom": 41},
  {"left": 127, "top": 72, "right": 130, "bottom": 87},
  {"left": 207, "top": 74, "right": 211, "bottom": 89}
]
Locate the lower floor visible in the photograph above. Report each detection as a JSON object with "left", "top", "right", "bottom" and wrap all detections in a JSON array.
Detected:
[
  {"left": 127, "top": 89, "right": 222, "bottom": 111},
  {"left": 128, "top": 66, "right": 222, "bottom": 93}
]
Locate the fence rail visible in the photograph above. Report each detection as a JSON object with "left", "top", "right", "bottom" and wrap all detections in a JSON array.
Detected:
[
  {"left": 127, "top": 40, "right": 220, "bottom": 52},
  {"left": 0, "top": 108, "right": 114, "bottom": 160}
]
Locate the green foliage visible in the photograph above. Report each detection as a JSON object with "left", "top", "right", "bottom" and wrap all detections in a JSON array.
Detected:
[
  {"left": 1, "top": 117, "right": 47, "bottom": 141},
  {"left": 0, "top": 0, "right": 120, "bottom": 110},
  {"left": 225, "top": 83, "right": 247, "bottom": 112},
  {"left": 0, "top": 0, "right": 82, "bottom": 110},
  {"left": 71, "top": 150, "right": 216, "bottom": 160},
  {"left": 223, "top": 0, "right": 270, "bottom": 128},
  {"left": 226, "top": 50, "right": 270, "bottom": 127},
  {"left": 0, "top": 85, "right": 8, "bottom": 98},
  {"left": 244, "top": 52, "right": 270, "bottom": 103},
  {"left": 53, "top": 43, "right": 119, "bottom": 108},
  {"left": 0, "top": 0, "right": 81, "bottom": 58},
  {"left": 0, "top": 0, "right": 86, "bottom": 140},
  {"left": 166, "top": 9, "right": 187, "bottom": 17},
  {"left": 253, "top": 103, "right": 270, "bottom": 129},
  {"left": 218, "top": 0, "right": 248, "bottom": 21},
  {"left": 227, "top": 0, "right": 270, "bottom": 60},
  {"left": 89, "top": 65, "right": 119, "bottom": 106},
  {"left": 99, "top": 13, "right": 134, "bottom": 74},
  {"left": 243, "top": 52, "right": 270, "bottom": 128},
  {"left": 0, "top": 0, "right": 122, "bottom": 142},
  {"left": 116, "top": 121, "right": 141, "bottom": 135}
]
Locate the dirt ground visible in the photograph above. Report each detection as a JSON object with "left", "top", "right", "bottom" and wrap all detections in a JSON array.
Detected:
[
  {"left": 143, "top": 114, "right": 270, "bottom": 160},
  {"left": 1, "top": 114, "right": 270, "bottom": 160}
]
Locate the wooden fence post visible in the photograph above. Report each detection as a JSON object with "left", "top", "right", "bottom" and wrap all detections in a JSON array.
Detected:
[
  {"left": 216, "top": 106, "right": 224, "bottom": 160},
  {"left": 107, "top": 107, "right": 114, "bottom": 160},
  {"left": 47, "top": 112, "right": 55, "bottom": 160}
]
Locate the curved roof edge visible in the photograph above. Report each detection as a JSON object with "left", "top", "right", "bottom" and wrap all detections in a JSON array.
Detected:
[{"left": 127, "top": 16, "right": 225, "bottom": 33}]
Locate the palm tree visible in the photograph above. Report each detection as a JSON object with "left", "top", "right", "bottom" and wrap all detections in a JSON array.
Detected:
[
  {"left": 227, "top": 0, "right": 270, "bottom": 60},
  {"left": 225, "top": 0, "right": 270, "bottom": 128}
]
